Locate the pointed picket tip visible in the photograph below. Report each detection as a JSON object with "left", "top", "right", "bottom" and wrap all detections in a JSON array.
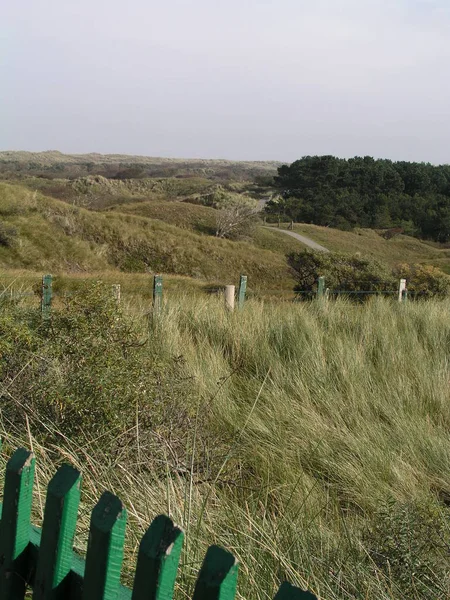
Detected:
[
  {"left": 274, "top": 581, "right": 318, "bottom": 600},
  {"left": 6, "top": 447, "right": 35, "bottom": 475},
  {"left": 132, "top": 515, "right": 184, "bottom": 600},
  {"left": 192, "top": 545, "right": 238, "bottom": 600},
  {"left": 46, "top": 463, "right": 81, "bottom": 498}
]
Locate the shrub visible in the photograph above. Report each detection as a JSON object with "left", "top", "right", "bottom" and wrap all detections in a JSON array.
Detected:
[
  {"left": 365, "top": 499, "right": 450, "bottom": 598},
  {"left": 0, "top": 283, "right": 197, "bottom": 459},
  {"left": 0, "top": 222, "right": 18, "bottom": 247},
  {"left": 288, "top": 250, "right": 395, "bottom": 295},
  {"left": 393, "top": 263, "right": 450, "bottom": 298}
]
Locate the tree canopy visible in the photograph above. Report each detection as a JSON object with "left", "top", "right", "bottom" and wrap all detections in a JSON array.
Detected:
[{"left": 266, "top": 156, "right": 450, "bottom": 242}]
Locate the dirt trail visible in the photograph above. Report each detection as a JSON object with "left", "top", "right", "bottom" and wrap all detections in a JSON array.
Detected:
[{"left": 265, "top": 227, "right": 330, "bottom": 252}]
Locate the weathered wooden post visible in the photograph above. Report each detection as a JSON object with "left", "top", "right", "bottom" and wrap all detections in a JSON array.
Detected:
[
  {"left": 153, "top": 275, "right": 163, "bottom": 315},
  {"left": 398, "top": 278, "right": 407, "bottom": 302},
  {"left": 224, "top": 285, "right": 235, "bottom": 311},
  {"left": 41, "top": 274, "right": 52, "bottom": 318},
  {"left": 317, "top": 276, "right": 325, "bottom": 300},
  {"left": 112, "top": 284, "right": 121, "bottom": 305},
  {"left": 238, "top": 275, "right": 247, "bottom": 309}
]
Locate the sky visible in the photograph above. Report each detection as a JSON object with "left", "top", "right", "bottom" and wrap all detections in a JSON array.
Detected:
[{"left": 1, "top": 0, "right": 450, "bottom": 163}]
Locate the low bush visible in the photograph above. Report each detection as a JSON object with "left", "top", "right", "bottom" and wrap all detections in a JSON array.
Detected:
[
  {"left": 288, "top": 251, "right": 450, "bottom": 299},
  {"left": 288, "top": 250, "right": 395, "bottom": 294},
  {"left": 0, "top": 284, "right": 201, "bottom": 464},
  {"left": 0, "top": 222, "right": 18, "bottom": 247},
  {"left": 393, "top": 263, "right": 450, "bottom": 298}
]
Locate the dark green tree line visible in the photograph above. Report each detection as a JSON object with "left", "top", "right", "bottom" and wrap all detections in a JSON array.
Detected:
[{"left": 266, "top": 156, "right": 450, "bottom": 241}]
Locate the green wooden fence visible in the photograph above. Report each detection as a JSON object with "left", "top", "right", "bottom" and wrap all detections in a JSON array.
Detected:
[{"left": 0, "top": 447, "right": 317, "bottom": 600}]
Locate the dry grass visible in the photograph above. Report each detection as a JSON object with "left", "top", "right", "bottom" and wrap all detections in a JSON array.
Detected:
[
  {"left": 285, "top": 224, "right": 450, "bottom": 272},
  {"left": 0, "top": 183, "right": 296, "bottom": 293},
  {"left": 1, "top": 295, "right": 449, "bottom": 600}
]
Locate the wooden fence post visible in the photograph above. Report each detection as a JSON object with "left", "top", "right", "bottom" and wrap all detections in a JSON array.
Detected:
[
  {"left": 398, "top": 279, "right": 407, "bottom": 302},
  {"left": 316, "top": 277, "right": 325, "bottom": 300},
  {"left": 224, "top": 286, "right": 235, "bottom": 311},
  {"left": 238, "top": 276, "right": 247, "bottom": 309},
  {"left": 41, "top": 274, "right": 52, "bottom": 318},
  {"left": 153, "top": 275, "right": 163, "bottom": 315}
]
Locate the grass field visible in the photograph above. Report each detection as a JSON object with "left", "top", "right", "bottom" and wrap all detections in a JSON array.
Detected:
[
  {"left": 0, "top": 183, "right": 296, "bottom": 294},
  {"left": 1, "top": 291, "right": 449, "bottom": 600}
]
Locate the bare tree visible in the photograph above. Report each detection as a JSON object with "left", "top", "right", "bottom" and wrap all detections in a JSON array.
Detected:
[{"left": 215, "top": 195, "right": 259, "bottom": 239}]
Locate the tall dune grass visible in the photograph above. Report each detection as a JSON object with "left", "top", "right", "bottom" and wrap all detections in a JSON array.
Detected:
[{"left": 1, "top": 294, "right": 449, "bottom": 600}]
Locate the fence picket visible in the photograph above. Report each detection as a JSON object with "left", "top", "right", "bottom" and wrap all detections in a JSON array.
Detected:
[
  {"left": 131, "top": 515, "right": 183, "bottom": 600},
  {"left": 273, "top": 581, "right": 318, "bottom": 600},
  {"left": 82, "top": 492, "right": 127, "bottom": 600},
  {"left": 192, "top": 545, "right": 238, "bottom": 600},
  {"left": 0, "top": 450, "right": 317, "bottom": 600},
  {"left": 0, "top": 448, "right": 35, "bottom": 599},
  {"left": 33, "top": 465, "right": 81, "bottom": 600}
]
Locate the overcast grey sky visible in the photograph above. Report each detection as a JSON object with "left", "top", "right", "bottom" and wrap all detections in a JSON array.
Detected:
[{"left": 1, "top": 0, "right": 450, "bottom": 163}]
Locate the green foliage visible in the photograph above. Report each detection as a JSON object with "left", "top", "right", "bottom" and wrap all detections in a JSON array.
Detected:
[
  {"left": 288, "top": 250, "right": 395, "bottom": 293},
  {"left": 0, "top": 183, "right": 294, "bottom": 290},
  {"left": 271, "top": 155, "right": 450, "bottom": 241},
  {"left": 393, "top": 263, "right": 450, "bottom": 298},
  {"left": 1, "top": 294, "right": 450, "bottom": 600},
  {"left": 0, "top": 284, "right": 196, "bottom": 456},
  {"left": 0, "top": 222, "right": 18, "bottom": 247},
  {"left": 366, "top": 499, "right": 450, "bottom": 598}
]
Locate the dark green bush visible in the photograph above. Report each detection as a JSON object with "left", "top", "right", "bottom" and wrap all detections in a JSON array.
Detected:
[
  {"left": 365, "top": 499, "right": 450, "bottom": 598},
  {"left": 288, "top": 250, "right": 395, "bottom": 295},
  {"left": 0, "top": 222, "right": 18, "bottom": 247}
]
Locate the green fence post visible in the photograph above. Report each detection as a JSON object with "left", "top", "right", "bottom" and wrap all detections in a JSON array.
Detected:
[
  {"left": 238, "top": 275, "right": 247, "bottom": 310},
  {"left": 132, "top": 515, "right": 184, "bottom": 600},
  {"left": 33, "top": 464, "right": 81, "bottom": 600},
  {"left": 153, "top": 275, "right": 163, "bottom": 316},
  {"left": 83, "top": 492, "right": 127, "bottom": 600},
  {"left": 316, "top": 276, "right": 325, "bottom": 300},
  {"left": 0, "top": 448, "right": 35, "bottom": 600},
  {"left": 192, "top": 545, "right": 238, "bottom": 600},
  {"left": 41, "top": 274, "right": 53, "bottom": 318}
]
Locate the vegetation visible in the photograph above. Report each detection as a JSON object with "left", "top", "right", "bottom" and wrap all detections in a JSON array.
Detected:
[
  {"left": 288, "top": 251, "right": 450, "bottom": 298},
  {"left": 283, "top": 224, "right": 450, "bottom": 275},
  {"left": 1, "top": 150, "right": 450, "bottom": 600},
  {"left": 0, "top": 150, "right": 280, "bottom": 182},
  {"left": 267, "top": 155, "right": 450, "bottom": 241},
  {"left": 1, "top": 289, "right": 449, "bottom": 600},
  {"left": 0, "top": 182, "right": 295, "bottom": 292}
]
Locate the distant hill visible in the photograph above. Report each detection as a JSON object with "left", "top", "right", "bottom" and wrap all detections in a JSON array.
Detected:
[{"left": 0, "top": 150, "right": 282, "bottom": 182}]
